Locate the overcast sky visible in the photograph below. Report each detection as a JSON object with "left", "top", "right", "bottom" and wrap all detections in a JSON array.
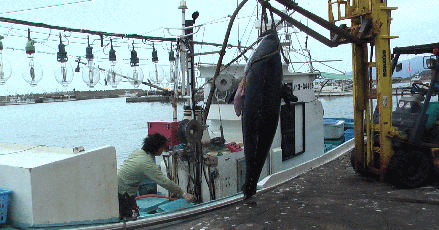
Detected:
[{"left": 0, "top": 0, "right": 437, "bottom": 96}]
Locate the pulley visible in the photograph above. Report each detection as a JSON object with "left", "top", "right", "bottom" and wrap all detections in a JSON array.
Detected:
[
  {"left": 215, "top": 74, "right": 236, "bottom": 92},
  {"left": 214, "top": 89, "right": 228, "bottom": 103},
  {"left": 177, "top": 119, "right": 203, "bottom": 144}
]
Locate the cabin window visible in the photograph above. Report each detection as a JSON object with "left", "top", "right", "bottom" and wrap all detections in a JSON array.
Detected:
[{"left": 281, "top": 103, "right": 305, "bottom": 161}]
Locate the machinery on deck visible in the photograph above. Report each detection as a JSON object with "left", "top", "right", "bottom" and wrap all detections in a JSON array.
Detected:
[{"left": 366, "top": 44, "right": 439, "bottom": 188}]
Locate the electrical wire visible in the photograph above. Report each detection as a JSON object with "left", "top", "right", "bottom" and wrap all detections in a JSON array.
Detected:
[
  {"left": 243, "top": 5, "right": 258, "bottom": 47},
  {"left": 0, "top": 0, "right": 97, "bottom": 15}
]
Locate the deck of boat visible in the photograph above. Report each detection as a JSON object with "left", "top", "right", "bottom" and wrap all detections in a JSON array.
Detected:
[
  {"left": 4, "top": 139, "right": 438, "bottom": 229},
  {"left": 151, "top": 150, "right": 439, "bottom": 230}
]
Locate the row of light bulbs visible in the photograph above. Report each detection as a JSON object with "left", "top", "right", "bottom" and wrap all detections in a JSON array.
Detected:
[{"left": 0, "top": 30, "right": 177, "bottom": 89}]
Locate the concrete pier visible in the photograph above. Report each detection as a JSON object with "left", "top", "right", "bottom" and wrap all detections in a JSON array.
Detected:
[{"left": 153, "top": 151, "right": 439, "bottom": 230}]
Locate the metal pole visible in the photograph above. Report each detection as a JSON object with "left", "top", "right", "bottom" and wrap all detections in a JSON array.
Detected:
[
  {"left": 173, "top": 53, "right": 179, "bottom": 121},
  {"left": 179, "top": 1, "right": 187, "bottom": 97}
]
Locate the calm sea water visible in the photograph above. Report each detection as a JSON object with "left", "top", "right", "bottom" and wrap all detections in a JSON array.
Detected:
[
  {"left": 0, "top": 98, "right": 186, "bottom": 166},
  {"left": 0, "top": 94, "right": 422, "bottom": 166}
]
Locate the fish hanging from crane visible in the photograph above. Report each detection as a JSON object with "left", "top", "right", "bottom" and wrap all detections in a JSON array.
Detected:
[{"left": 234, "top": 29, "right": 283, "bottom": 199}]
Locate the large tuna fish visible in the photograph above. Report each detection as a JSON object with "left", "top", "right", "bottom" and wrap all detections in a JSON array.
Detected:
[{"left": 235, "top": 29, "right": 283, "bottom": 199}]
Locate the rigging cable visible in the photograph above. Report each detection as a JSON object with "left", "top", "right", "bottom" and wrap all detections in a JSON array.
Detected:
[
  {"left": 292, "top": 31, "right": 307, "bottom": 68},
  {"left": 293, "top": 50, "right": 346, "bottom": 74},
  {"left": 233, "top": 3, "right": 257, "bottom": 64},
  {"left": 202, "top": 0, "right": 249, "bottom": 124},
  {"left": 305, "top": 35, "right": 315, "bottom": 72},
  {"left": 0, "top": 0, "right": 97, "bottom": 15},
  {"left": 305, "top": 2, "right": 314, "bottom": 72},
  {"left": 225, "top": 3, "right": 257, "bottom": 81},
  {"left": 0, "top": 16, "right": 178, "bottom": 42}
]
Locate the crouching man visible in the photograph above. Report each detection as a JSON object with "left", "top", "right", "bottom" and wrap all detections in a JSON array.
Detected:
[{"left": 117, "top": 133, "right": 195, "bottom": 220}]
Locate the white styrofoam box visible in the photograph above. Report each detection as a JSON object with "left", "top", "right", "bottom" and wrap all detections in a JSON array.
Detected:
[
  {"left": 0, "top": 143, "right": 118, "bottom": 228},
  {"left": 323, "top": 119, "right": 345, "bottom": 139}
]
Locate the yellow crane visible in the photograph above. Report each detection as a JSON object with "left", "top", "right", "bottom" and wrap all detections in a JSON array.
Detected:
[{"left": 328, "top": 0, "right": 399, "bottom": 183}]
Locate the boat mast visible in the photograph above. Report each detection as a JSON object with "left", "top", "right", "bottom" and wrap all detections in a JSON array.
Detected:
[
  {"left": 179, "top": 1, "right": 188, "bottom": 99},
  {"left": 175, "top": 1, "right": 189, "bottom": 122},
  {"left": 178, "top": 0, "right": 203, "bottom": 202},
  {"left": 172, "top": 48, "right": 179, "bottom": 121}
]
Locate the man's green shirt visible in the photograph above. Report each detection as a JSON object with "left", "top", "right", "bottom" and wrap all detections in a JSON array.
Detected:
[{"left": 117, "top": 149, "right": 184, "bottom": 196}]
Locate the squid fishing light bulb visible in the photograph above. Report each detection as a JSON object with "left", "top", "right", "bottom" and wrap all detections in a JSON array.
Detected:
[
  {"left": 82, "top": 37, "right": 100, "bottom": 88},
  {"left": 22, "top": 30, "right": 43, "bottom": 86},
  {"left": 128, "top": 44, "right": 144, "bottom": 88},
  {"left": 54, "top": 33, "right": 73, "bottom": 87},
  {"left": 106, "top": 39, "right": 122, "bottom": 88},
  {"left": 0, "top": 38, "right": 12, "bottom": 85}
]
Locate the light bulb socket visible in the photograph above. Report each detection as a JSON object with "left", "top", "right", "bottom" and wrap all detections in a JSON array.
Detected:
[
  {"left": 109, "top": 39, "right": 116, "bottom": 62},
  {"left": 130, "top": 49, "right": 139, "bottom": 67},
  {"left": 57, "top": 43, "right": 68, "bottom": 63},
  {"left": 169, "top": 50, "right": 176, "bottom": 62},
  {"left": 152, "top": 47, "right": 158, "bottom": 63},
  {"left": 25, "top": 40, "right": 35, "bottom": 55},
  {"left": 86, "top": 46, "right": 94, "bottom": 60},
  {"left": 109, "top": 49, "right": 116, "bottom": 62}
]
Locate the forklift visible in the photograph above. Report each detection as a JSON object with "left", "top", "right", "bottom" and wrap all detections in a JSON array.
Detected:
[
  {"left": 257, "top": 0, "right": 439, "bottom": 188},
  {"left": 351, "top": 44, "right": 439, "bottom": 188}
]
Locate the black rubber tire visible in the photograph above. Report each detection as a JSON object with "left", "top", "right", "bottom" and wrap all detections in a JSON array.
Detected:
[
  {"left": 350, "top": 149, "right": 359, "bottom": 171},
  {"left": 350, "top": 149, "right": 372, "bottom": 177},
  {"left": 386, "top": 150, "right": 432, "bottom": 188}
]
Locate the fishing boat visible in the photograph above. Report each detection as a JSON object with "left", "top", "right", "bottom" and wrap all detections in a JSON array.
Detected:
[
  {"left": 0, "top": 75, "right": 354, "bottom": 229},
  {"left": 0, "top": 2, "right": 356, "bottom": 229},
  {"left": 0, "top": 61, "right": 354, "bottom": 230}
]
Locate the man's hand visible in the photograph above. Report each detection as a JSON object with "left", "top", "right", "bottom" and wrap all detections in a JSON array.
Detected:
[{"left": 182, "top": 193, "right": 195, "bottom": 203}]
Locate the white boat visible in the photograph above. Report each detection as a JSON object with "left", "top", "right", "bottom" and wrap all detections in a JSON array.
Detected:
[
  {"left": 314, "top": 79, "right": 353, "bottom": 94},
  {"left": 0, "top": 63, "right": 354, "bottom": 229},
  {"left": 410, "top": 73, "right": 431, "bottom": 86}
]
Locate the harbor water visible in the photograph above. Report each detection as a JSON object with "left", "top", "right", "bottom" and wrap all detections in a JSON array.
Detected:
[
  {"left": 0, "top": 98, "right": 185, "bottom": 167},
  {"left": 0, "top": 94, "right": 426, "bottom": 166}
]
